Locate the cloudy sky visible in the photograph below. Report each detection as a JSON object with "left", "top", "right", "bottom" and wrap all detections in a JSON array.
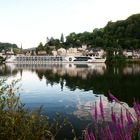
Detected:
[{"left": 0, "top": 0, "right": 140, "bottom": 48}]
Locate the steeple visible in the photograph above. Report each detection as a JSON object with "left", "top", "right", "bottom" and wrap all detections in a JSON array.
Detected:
[{"left": 20, "top": 43, "right": 23, "bottom": 53}]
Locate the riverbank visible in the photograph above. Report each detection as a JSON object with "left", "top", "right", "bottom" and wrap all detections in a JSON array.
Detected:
[
  {"left": 126, "top": 58, "right": 140, "bottom": 63},
  {"left": 106, "top": 57, "right": 140, "bottom": 64}
]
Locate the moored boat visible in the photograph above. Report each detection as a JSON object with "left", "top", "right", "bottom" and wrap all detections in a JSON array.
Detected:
[{"left": 5, "top": 55, "right": 106, "bottom": 63}]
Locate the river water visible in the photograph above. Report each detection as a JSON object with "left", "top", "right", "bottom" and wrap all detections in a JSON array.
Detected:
[{"left": 0, "top": 63, "right": 140, "bottom": 139}]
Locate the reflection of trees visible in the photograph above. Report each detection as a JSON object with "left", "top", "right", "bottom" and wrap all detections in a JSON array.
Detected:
[
  {"left": 0, "top": 64, "right": 18, "bottom": 76},
  {"left": 3, "top": 63, "right": 140, "bottom": 105},
  {"left": 34, "top": 64, "right": 140, "bottom": 105}
]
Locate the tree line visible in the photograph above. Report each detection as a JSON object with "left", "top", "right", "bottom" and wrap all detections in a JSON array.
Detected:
[
  {"left": 0, "top": 42, "right": 20, "bottom": 53},
  {"left": 36, "top": 13, "right": 140, "bottom": 52},
  {"left": 1, "top": 13, "right": 140, "bottom": 54},
  {"left": 66, "top": 13, "right": 140, "bottom": 49}
]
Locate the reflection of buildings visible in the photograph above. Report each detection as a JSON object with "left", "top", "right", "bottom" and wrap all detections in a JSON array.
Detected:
[
  {"left": 5, "top": 63, "right": 107, "bottom": 79},
  {"left": 4, "top": 63, "right": 140, "bottom": 106},
  {"left": 58, "top": 63, "right": 106, "bottom": 78},
  {"left": 51, "top": 63, "right": 106, "bottom": 78},
  {"left": 0, "top": 64, "right": 18, "bottom": 76},
  {"left": 123, "top": 64, "right": 140, "bottom": 75}
]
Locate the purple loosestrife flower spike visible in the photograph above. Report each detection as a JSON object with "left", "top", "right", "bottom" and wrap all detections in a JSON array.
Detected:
[
  {"left": 111, "top": 108, "right": 117, "bottom": 126},
  {"left": 117, "top": 122, "right": 125, "bottom": 140},
  {"left": 101, "top": 128, "right": 105, "bottom": 140},
  {"left": 94, "top": 101, "right": 98, "bottom": 139},
  {"left": 95, "top": 101, "right": 98, "bottom": 124},
  {"left": 84, "top": 128, "right": 90, "bottom": 140},
  {"left": 106, "top": 124, "right": 113, "bottom": 140},
  {"left": 109, "top": 91, "right": 136, "bottom": 121},
  {"left": 109, "top": 91, "right": 120, "bottom": 103},
  {"left": 126, "top": 112, "right": 133, "bottom": 127},
  {"left": 90, "top": 132, "right": 96, "bottom": 140},
  {"left": 100, "top": 96, "right": 105, "bottom": 121},
  {"left": 120, "top": 108, "right": 124, "bottom": 127},
  {"left": 125, "top": 133, "right": 132, "bottom": 140},
  {"left": 133, "top": 102, "right": 140, "bottom": 118},
  {"left": 111, "top": 108, "right": 123, "bottom": 139}
]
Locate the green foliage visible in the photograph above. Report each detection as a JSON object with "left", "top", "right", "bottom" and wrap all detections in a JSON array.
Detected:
[
  {"left": 106, "top": 47, "right": 126, "bottom": 63},
  {"left": 0, "top": 56, "right": 5, "bottom": 63},
  {"left": 0, "top": 42, "right": 19, "bottom": 52},
  {"left": 0, "top": 79, "right": 78, "bottom": 140},
  {"left": 36, "top": 42, "right": 44, "bottom": 52},
  {"left": 65, "top": 13, "right": 140, "bottom": 50},
  {"left": 47, "top": 38, "right": 61, "bottom": 49},
  {"left": 35, "top": 13, "right": 140, "bottom": 52}
]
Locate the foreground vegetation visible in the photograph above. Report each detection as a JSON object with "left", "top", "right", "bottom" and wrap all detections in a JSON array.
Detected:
[
  {"left": 0, "top": 79, "right": 77, "bottom": 140},
  {"left": 0, "top": 79, "right": 140, "bottom": 140},
  {"left": 85, "top": 93, "right": 140, "bottom": 140}
]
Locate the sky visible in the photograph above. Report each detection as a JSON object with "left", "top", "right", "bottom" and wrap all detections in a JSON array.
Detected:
[{"left": 0, "top": 0, "right": 140, "bottom": 49}]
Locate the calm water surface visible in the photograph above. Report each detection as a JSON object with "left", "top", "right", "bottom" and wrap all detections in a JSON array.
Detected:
[{"left": 0, "top": 63, "right": 140, "bottom": 139}]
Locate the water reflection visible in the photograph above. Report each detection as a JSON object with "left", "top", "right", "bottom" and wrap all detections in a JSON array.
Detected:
[
  {"left": 0, "top": 64, "right": 18, "bottom": 77},
  {"left": 1, "top": 63, "right": 140, "bottom": 105},
  {"left": 8, "top": 63, "right": 107, "bottom": 77},
  {"left": 71, "top": 94, "right": 135, "bottom": 122},
  {"left": 0, "top": 63, "right": 139, "bottom": 139},
  {"left": 123, "top": 64, "right": 140, "bottom": 75}
]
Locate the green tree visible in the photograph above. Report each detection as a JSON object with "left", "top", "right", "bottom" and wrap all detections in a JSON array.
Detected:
[{"left": 0, "top": 42, "right": 19, "bottom": 52}]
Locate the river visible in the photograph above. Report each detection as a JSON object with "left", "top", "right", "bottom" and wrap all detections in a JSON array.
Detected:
[{"left": 0, "top": 63, "right": 140, "bottom": 139}]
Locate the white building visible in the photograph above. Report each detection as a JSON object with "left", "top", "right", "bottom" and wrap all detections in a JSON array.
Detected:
[
  {"left": 57, "top": 48, "right": 67, "bottom": 56},
  {"left": 123, "top": 50, "right": 133, "bottom": 58},
  {"left": 88, "top": 48, "right": 105, "bottom": 58},
  {"left": 52, "top": 50, "right": 57, "bottom": 56},
  {"left": 132, "top": 50, "right": 140, "bottom": 59},
  {"left": 82, "top": 44, "right": 87, "bottom": 50},
  {"left": 6, "top": 48, "right": 14, "bottom": 55}
]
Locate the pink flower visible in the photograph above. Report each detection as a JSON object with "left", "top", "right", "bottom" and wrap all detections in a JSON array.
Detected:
[
  {"left": 95, "top": 101, "right": 98, "bottom": 124},
  {"left": 106, "top": 124, "right": 113, "bottom": 140},
  {"left": 99, "top": 97, "right": 105, "bottom": 121},
  {"left": 108, "top": 91, "right": 120, "bottom": 103}
]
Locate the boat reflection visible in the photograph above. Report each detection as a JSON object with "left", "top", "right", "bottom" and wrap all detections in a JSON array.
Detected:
[
  {"left": 1, "top": 63, "right": 140, "bottom": 106},
  {"left": 5, "top": 63, "right": 107, "bottom": 78}
]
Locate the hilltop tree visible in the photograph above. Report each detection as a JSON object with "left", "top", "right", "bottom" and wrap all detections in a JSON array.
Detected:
[{"left": 36, "top": 42, "right": 45, "bottom": 52}]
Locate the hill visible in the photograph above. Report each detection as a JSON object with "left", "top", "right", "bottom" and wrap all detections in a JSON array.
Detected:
[
  {"left": 65, "top": 13, "right": 140, "bottom": 49},
  {"left": 0, "top": 42, "right": 21, "bottom": 54},
  {"left": 0, "top": 42, "right": 19, "bottom": 51}
]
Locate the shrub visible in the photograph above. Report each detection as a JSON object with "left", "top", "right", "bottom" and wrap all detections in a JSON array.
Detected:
[{"left": 0, "top": 79, "right": 77, "bottom": 140}]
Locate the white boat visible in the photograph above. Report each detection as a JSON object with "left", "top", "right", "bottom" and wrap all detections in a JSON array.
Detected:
[{"left": 5, "top": 55, "right": 106, "bottom": 63}]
